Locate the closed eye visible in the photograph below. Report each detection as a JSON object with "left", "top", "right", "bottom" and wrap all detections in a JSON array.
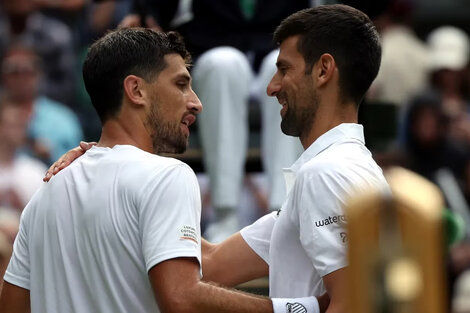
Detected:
[
  {"left": 175, "top": 80, "right": 190, "bottom": 91},
  {"left": 276, "top": 60, "right": 290, "bottom": 76},
  {"left": 278, "top": 67, "right": 287, "bottom": 75}
]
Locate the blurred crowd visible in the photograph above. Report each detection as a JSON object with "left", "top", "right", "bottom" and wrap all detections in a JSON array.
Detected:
[{"left": 1, "top": 0, "right": 470, "bottom": 310}]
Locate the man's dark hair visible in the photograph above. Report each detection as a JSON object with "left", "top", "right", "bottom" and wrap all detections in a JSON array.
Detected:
[
  {"left": 83, "top": 28, "right": 190, "bottom": 123},
  {"left": 273, "top": 4, "right": 381, "bottom": 105}
]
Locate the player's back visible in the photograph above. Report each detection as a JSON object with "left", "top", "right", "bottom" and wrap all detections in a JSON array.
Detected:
[{"left": 6, "top": 145, "right": 188, "bottom": 313}]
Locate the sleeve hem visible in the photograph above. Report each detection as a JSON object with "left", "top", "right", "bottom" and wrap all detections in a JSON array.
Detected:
[
  {"left": 146, "top": 250, "right": 201, "bottom": 272},
  {"left": 319, "top": 262, "right": 347, "bottom": 278},
  {"left": 240, "top": 228, "right": 270, "bottom": 264},
  {"left": 3, "top": 271, "right": 30, "bottom": 290}
]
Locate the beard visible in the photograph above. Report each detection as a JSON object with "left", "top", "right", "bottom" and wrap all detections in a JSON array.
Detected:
[
  {"left": 146, "top": 102, "right": 188, "bottom": 154},
  {"left": 280, "top": 86, "right": 319, "bottom": 138}
]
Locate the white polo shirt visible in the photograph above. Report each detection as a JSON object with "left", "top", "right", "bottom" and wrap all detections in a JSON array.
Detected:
[
  {"left": 4, "top": 145, "right": 202, "bottom": 313},
  {"left": 241, "top": 123, "right": 388, "bottom": 297}
]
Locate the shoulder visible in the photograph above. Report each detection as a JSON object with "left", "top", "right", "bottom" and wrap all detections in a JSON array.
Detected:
[
  {"left": 117, "top": 148, "right": 197, "bottom": 185},
  {"left": 296, "top": 142, "right": 386, "bottom": 193}
]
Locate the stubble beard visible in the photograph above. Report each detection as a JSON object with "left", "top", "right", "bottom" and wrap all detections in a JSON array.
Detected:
[
  {"left": 146, "top": 102, "right": 188, "bottom": 154},
  {"left": 280, "top": 87, "right": 319, "bottom": 138}
]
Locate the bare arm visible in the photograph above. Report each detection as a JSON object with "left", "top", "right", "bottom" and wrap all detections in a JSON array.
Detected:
[
  {"left": 202, "top": 233, "right": 269, "bottom": 287},
  {"left": 0, "top": 281, "right": 30, "bottom": 313},
  {"left": 322, "top": 268, "right": 347, "bottom": 313},
  {"left": 149, "top": 257, "right": 273, "bottom": 313}
]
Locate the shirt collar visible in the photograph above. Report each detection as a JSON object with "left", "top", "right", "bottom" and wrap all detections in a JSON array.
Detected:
[{"left": 283, "top": 123, "right": 365, "bottom": 192}]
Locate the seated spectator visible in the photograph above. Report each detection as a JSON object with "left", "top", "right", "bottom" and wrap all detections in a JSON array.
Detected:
[
  {"left": 368, "top": 0, "right": 430, "bottom": 107},
  {"left": 1, "top": 44, "right": 83, "bottom": 165},
  {"left": 427, "top": 26, "right": 470, "bottom": 145},
  {"left": 0, "top": 96, "right": 46, "bottom": 212},
  {"left": 399, "top": 94, "right": 470, "bottom": 189},
  {"left": 0, "top": 0, "right": 76, "bottom": 105}
]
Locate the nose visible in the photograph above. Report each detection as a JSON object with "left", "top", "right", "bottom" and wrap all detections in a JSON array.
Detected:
[
  {"left": 188, "top": 89, "right": 203, "bottom": 113},
  {"left": 266, "top": 74, "right": 280, "bottom": 97}
]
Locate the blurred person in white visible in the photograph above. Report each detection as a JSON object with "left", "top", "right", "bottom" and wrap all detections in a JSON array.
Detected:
[
  {"left": 367, "top": 0, "right": 429, "bottom": 107},
  {"left": 426, "top": 26, "right": 470, "bottom": 145},
  {"left": 0, "top": 97, "right": 46, "bottom": 212},
  {"left": 453, "top": 269, "right": 470, "bottom": 313},
  {"left": 0, "top": 209, "right": 20, "bottom": 293},
  {"left": 0, "top": 44, "right": 83, "bottom": 165},
  {"left": 186, "top": 0, "right": 307, "bottom": 242},
  {"left": 0, "top": 0, "right": 76, "bottom": 105}
]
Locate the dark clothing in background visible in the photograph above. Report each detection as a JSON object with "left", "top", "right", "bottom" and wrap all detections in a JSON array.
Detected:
[{"left": 136, "top": 0, "right": 310, "bottom": 71}]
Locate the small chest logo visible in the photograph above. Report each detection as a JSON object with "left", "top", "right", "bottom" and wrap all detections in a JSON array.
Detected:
[
  {"left": 286, "top": 302, "right": 307, "bottom": 313},
  {"left": 340, "top": 232, "right": 348, "bottom": 243},
  {"left": 314, "top": 214, "right": 347, "bottom": 227}
]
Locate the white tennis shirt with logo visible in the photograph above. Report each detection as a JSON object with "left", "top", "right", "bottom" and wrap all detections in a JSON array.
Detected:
[
  {"left": 241, "top": 123, "right": 389, "bottom": 297},
  {"left": 4, "top": 145, "right": 201, "bottom": 313}
]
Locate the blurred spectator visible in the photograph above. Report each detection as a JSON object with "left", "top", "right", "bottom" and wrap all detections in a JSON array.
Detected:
[
  {"left": 0, "top": 0, "right": 76, "bottom": 105},
  {"left": 0, "top": 44, "right": 83, "bottom": 164},
  {"left": 35, "top": 0, "right": 87, "bottom": 25},
  {"left": 427, "top": 26, "right": 470, "bottom": 144},
  {"left": 0, "top": 209, "right": 20, "bottom": 293},
  {"left": 398, "top": 94, "right": 470, "bottom": 191},
  {"left": 367, "top": 0, "right": 429, "bottom": 106},
  {"left": 453, "top": 269, "right": 470, "bottom": 313},
  {"left": 74, "top": 0, "right": 134, "bottom": 141},
  {"left": 120, "top": 0, "right": 307, "bottom": 241},
  {"left": 35, "top": 0, "right": 87, "bottom": 42},
  {"left": 0, "top": 96, "right": 46, "bottom": 212}
]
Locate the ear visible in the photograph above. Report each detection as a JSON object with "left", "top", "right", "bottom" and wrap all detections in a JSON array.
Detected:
[
  {"left": 314, "top": 53, "right": 336, "bottom": 88},
  {"left": 123, "top": 75, "right": 147, "bottom": 107}
]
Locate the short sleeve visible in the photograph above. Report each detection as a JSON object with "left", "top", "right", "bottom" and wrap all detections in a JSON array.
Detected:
[
  {"left": 137, "top": 163, "right": 202, "bottom": 272},
  {"left": 289, "top": 169, "right": 349, "bottom": 277},
  {"left": 240, "top": 212, "right": 277, "bottom": 264},
  {"left": 4, "top": 209, "right": 31, "bottom": 290}
]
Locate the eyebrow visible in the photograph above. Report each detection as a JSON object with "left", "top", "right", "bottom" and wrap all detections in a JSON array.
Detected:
[
  {"left": 174, "top": 73, "right": 191, "bottom": 83},
  {"left": 275, "top": 59, "right": 290, "bottom": 69}
]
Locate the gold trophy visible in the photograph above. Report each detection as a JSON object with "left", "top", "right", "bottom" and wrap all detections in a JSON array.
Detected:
[{"left": 347, "top": 167, "right": 447, "bottom": 313}]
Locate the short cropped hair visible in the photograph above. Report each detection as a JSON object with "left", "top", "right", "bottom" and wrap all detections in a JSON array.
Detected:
[
  {"left": 83, "top": 28, "right": 190, "bottom": 123},
  {"left": 273, "top": 4, "right": 381, "bottom": 105}
]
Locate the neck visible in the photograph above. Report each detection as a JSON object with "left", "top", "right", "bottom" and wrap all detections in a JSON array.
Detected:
[
  {"left": 98, "top": 106, "right": 153, "bottom": 153},
  {"left": 300, "top": 99, "right": 358, "bottom": 149}
]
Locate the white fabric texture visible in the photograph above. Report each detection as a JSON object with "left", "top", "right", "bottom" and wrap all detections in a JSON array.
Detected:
[
  {"left": 192, "top": 47, "right": 302, "bottom": 211},
  {"left": 4, "top": 145, "right": 202, "bottom": 313},
  {"left": 241, "top": 124, "right": 388, "bottom": 297}
]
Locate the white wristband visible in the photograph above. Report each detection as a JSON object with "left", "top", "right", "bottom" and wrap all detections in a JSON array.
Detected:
[{"left": 272, "top": 296, "right": 319, "bottom": 313}]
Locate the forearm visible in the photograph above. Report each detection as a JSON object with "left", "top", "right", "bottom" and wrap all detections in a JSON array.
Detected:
[
  {"left": 202, "top": 233, "right": 268, "bottom": 287},
  {"left": 181, "top": 281, "right": 323, "bottom": 313},
  {"left": 0, "top": 281, "right": 30, "bottom": 313},
  {"left": 182, "top": 280, "right": 273, "bottom": 313},
  {"left": 322, "top": 268, "right": 347, "bottom": 313}
]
